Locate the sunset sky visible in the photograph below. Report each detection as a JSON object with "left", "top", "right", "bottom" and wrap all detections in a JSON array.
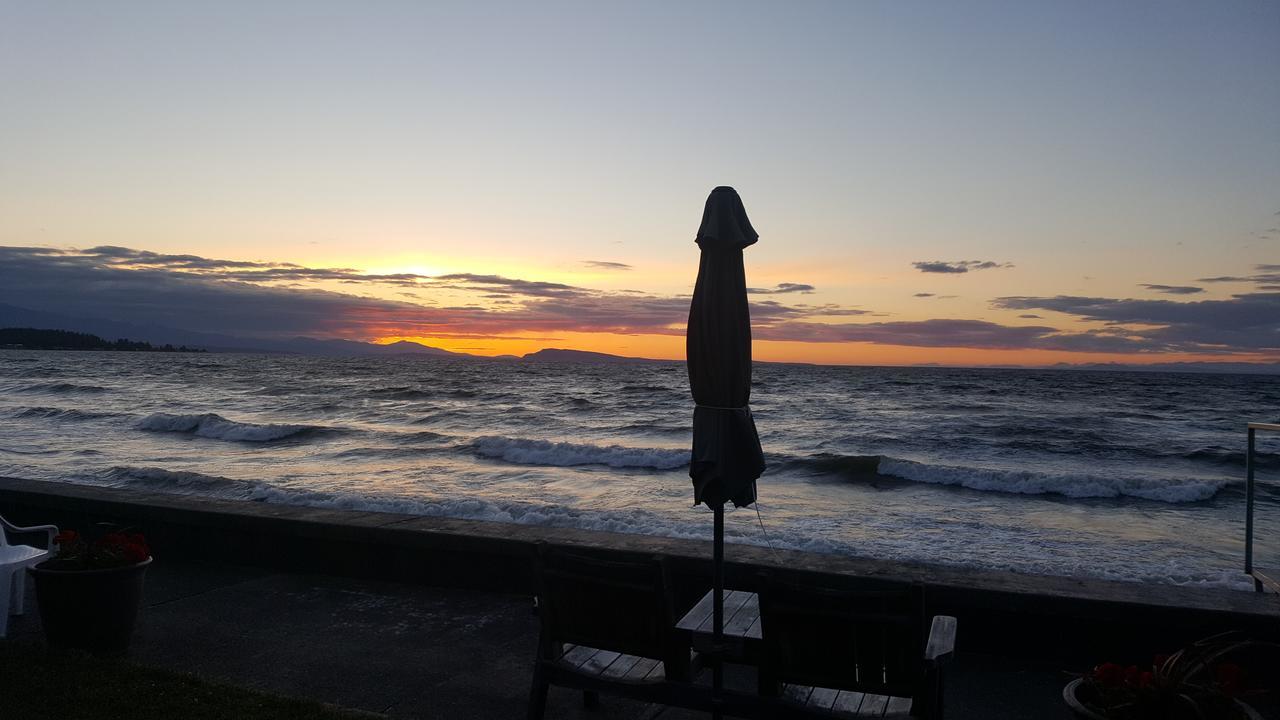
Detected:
[{"left": 1, "top": 2, "right": 1277, "bottom": 365}]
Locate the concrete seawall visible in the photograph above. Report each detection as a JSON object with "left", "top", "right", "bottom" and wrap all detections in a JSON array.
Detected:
[{"left": 3, "top": 477, "right": 1277, "bottom": 663}]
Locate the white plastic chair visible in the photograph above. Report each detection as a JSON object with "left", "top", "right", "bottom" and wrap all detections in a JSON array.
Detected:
[{"left": 1, "top": 514, "right": 57, "bottom": 638}]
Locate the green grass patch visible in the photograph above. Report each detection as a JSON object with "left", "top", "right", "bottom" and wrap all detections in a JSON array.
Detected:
[{"left": 0, "top": 641, "right": 374, "bottom": 720}]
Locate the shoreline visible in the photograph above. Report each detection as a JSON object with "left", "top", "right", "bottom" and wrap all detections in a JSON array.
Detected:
[
  {"left": 3, "top": 476, "right": 1277, "bottom": 663},
  {"left": 12, "top": 465, "right": 1254, "bottom": 589}
]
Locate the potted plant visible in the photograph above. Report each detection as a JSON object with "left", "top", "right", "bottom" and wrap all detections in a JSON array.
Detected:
[
  {"left": 27, "top": 526, "right": 152, "bottom": 655},
  {"left": 1064, "top": 632, "right": 1276, "bottom": 720}
]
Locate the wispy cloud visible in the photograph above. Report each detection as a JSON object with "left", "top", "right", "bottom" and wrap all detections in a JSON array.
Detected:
[
  {"left": 748, "top": 283, "right": 815, "bottom": 295},
  {"left": 1196, "top": 265, "right": 1280, "bottom": 287},
  {"left": 912, "top": 260, "right": 1013, "bottom": 274},
  {"left": 582, "top": 260, "right": 633, "bottom": 271},
  {"left": 1140, "top": 284, "right": 1203, "bottom": 295},
  {"left": 0, "top": 246, "right": 848, "bottom": 341},
  {"left": 84, "top": 245, "right": 299, "bottom": 270},
  {"left": 754, "top": 319, "right": 1163, "bottom": 353},
  {"left": 993, "top": 293, "right": 1280, "bottom": 352},
  {"left": 429, "top": 273, "right": 587, "bottom": 298},
  {"left": 4, "top": 245, "right": 1275, "bottom": 356}
]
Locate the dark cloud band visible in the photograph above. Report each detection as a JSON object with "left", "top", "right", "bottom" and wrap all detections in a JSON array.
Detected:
[
  {"left": 913, "top": 260, "right": 1013, "bottom": 274},
  {"left": 2, "top": 245, "right": 1274, "bottom": 356}
]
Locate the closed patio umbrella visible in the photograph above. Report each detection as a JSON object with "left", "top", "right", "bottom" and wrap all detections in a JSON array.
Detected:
[{"left": 686, "top": 186, "right": 765, "bottom": 712}]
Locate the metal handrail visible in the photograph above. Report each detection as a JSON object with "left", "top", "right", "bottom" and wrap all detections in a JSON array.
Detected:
[{"left": 1245, "top": 422, "right": 1280, "bottom": 593}]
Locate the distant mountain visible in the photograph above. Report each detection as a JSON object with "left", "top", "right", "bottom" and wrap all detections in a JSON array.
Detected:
[
  {"left": 5, "top": 301, "right": 1277, "bottom": 372},
  {"left": 0, "top": 303, "right": 464, "bottom": 357},
  {"left": 274, "top": 337, "right": 463, "bottom": 357},
  {"left": 520, "top": 348, "right": 658, "bottom": 363}
]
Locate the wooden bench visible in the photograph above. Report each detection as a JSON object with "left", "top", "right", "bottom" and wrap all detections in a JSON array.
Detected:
[
  {"left": 527, "top": 545, "right": 711, "bottom": 719},
  {"left": 752, "top": 575, "right": 955, "bottom": 719},
  {"left": 529, "top": 547, "right": 956, "bottom": 719}
]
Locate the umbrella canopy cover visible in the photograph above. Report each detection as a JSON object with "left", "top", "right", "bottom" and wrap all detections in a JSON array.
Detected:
[{"left": 687, "top": 186, "right": 766, "bottom": 509}]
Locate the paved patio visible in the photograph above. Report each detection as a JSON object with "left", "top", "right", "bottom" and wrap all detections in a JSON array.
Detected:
[{"left": 4, "top": 559, "right": 1078, "bottom": 719}]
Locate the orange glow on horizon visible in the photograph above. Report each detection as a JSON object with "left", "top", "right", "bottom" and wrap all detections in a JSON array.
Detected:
[{"left": 373, "top": 332, "right": 1277, "bottom": 367}]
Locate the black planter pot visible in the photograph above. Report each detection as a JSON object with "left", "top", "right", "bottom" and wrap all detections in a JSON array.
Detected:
[{"left": 27, "top": 557, "right": 151, "bottom": 656}]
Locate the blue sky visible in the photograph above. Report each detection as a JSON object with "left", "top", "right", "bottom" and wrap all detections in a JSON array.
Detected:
[{"left": 1, "top": 1, "right": 1277, "bottom": 363}]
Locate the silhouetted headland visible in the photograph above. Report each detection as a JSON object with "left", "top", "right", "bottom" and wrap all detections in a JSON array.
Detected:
[{"left": 0, "top": 327, "right": 205, "bottom": 353}]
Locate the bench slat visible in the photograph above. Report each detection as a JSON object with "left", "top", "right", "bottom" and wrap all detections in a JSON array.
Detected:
[
  {"left": 676, "top": 592, "right": 715, "bottom": 632},
  {"left": 695, "top": 590, "right": 752, "bottom": 633},
  {"left": 621, "top": 656, "right": 658, "bottom": 679},
  {"left": 807, "top": 687, "right": 840, "bottom": 712},
  {"left": 640, "top": 658, "right": 665, "bottom": 680},
  {"left": 783, "top": 684, "right": 816, "bottom": 705},
  {"left": 560, "top": 644, "right": 595, "bottom": 668},
  {"left": 856, "top": 693, "right": 889, "bottom": 717},
  {"left": 558, "top": 644, "right": 670, "bottom": 683},
  {"left": 580, "top": 650, "right": 622, "bottom": 676},
  {"left": 884, "top": 696, "right": 913, "bottom": 717},
  {"left": 832, "top": 690, "right": 865, "bottom": 716},
  {"left": 723, "top": 592, "right": 760, "bottom": 636},
  {"left": 601, "top": 653, "right": 643, "bottom": 678}
]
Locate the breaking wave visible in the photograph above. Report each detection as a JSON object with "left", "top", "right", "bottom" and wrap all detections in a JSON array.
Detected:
[
  {"left": 88, "top": 468, "right": 1256, "bottom": 591},
  {"left": 104, "top": 466, "right": 252, "bottom": 492},
  {"left": 875, "top": 457, "right": 1229, "bottom": 503},
  {"left": 471, "top": 436, "right": 688, "bottom": 469},
  {"left": 136, "top": 413, "right": 331, "bottom": 442}
]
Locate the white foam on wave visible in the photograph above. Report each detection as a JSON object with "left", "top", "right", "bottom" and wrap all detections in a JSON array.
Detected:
[
  {"left": 878, "top": 457, "right": 1228, "bottom": 503},
  {"left": 471, "top": 435, "right": 688, "bottom": 470},
  {"left": 101, "top": 464, "right": 713, "bottom": 540},
  {"left": 106, "top": 465, "right": 246, "bottom": 492},
  {"left": 93, "top": 467, "right": 1256, "bottom": 592},
  {"left": 136, "top": 412, "right": 323, "bottom": 442}
]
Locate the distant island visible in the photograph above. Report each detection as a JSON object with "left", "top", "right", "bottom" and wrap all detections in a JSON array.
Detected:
[
  {"left": 520, "top": 348, "right": 659, "bottom": 363},
  {"left": 0, "top": 327, "right": 205, "bottom": 353},
  {"left": 1, "top": 302, "right": 1278, "bottom": 373}
]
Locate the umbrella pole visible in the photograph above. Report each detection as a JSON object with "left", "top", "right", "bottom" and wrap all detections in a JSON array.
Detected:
[{"left": 713, "top": 503, "right": 724, "bottom": 719}]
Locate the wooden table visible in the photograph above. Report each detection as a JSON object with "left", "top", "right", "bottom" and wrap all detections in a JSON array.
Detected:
[
  {"left": 675, "top": 589, "right": 762, "bottom": 647},
  {"left": 674, "top": 589, "right": 916, "bottom": 718}
]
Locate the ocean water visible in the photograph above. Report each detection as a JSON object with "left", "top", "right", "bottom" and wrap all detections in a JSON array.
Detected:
[{"left": 2, "top": 350, "right": 1278, "bottom": 590}]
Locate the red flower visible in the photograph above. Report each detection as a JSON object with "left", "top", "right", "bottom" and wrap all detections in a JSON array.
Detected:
[
  {"left": 126, "top": 533, "right": 150, "bottom": 556},
  {"left": 1137, "top": 671, "right": 1153, "bottom": 689},
  {"left": 42, "top": 527, "right": 150, "bottom": 570},
  {"left": 1093, "top": 663, "right": 1125, "bottom": 688},
  {"left": 1124, "top": 665, "right": 1141, "bottom": 687},
  {"left": 122, "top": 542, "right": 149, "bottom": 564}
]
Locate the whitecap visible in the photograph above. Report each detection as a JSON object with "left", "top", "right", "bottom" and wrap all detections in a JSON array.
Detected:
[
  {"left": 471, "top": 435, "right": 687, "bottom": 470},
  {"left": 136, "top": 412, "right": 328, "bottom": 442}
]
